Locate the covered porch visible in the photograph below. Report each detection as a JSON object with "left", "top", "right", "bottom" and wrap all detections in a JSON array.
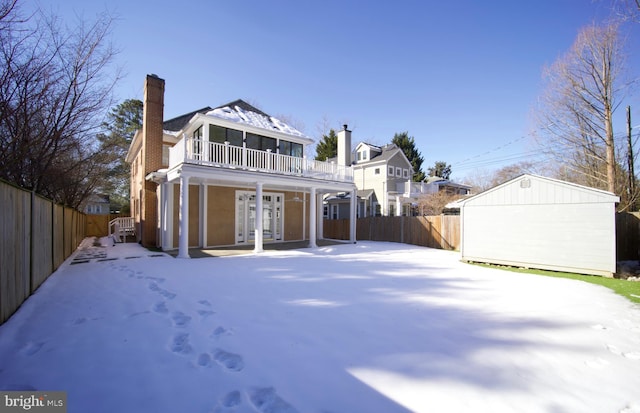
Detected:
[{"left": 148, "top": 163, "right": 357, "bottom": 259}]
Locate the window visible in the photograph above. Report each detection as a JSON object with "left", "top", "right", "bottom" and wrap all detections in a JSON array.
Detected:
[
  {"left": 193, "top": 126, "right": 203, "bottom": 157},
  {"left": 193, "top": 126, "right": 203, "bottom": 139},
  {"left": 357, "top": 152, "right": 362, "bottom": 161},
  {"left": 403, "top": 169, "right": 410, "bottom": 179},
  {"left": 209, "top": 125, "right": 243, "bottom": 147},
  {"left": 162, "top": 144, "right": 170, "bottom": 166},
  {"left": 374, "top": 168, "right": 380, "bottom": 175},
  {"left": 396, "top": 167, "right": 402, "bottom": 177},
  {"left": 362, "top": 151, "right": 367, "bottom": 160},
  {"left": 280, "top": 140, "right": 303, "bottom": 157},
  {"left": 247, "top": 133, "right": 277, "bottom": 152},
  {"left": 388, "top": 166, "right": 394, "bottom": 176}
]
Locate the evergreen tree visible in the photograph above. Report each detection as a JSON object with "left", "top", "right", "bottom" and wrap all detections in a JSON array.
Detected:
[
  {"left": 392, "top": 132, "right": 425, "bottom": 181},
  {"left": 96, "top": 99, "right": 143, "bottom": 212},
  {"left": 315, "top": 129, "right": 338, "bottom": 161},
  {"left": 427, "top": 161, "right": 452, "bottom": 180}
]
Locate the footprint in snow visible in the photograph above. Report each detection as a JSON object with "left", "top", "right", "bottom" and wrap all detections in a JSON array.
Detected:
[
  {"left": 211, "top": 326, "right": 231, "bottom": 339},
  {"left": 607, "top": 344, "right": 640, "bottom": 360},
  {"left": 170, "top": 333, "right": 192, "bottom": 355},
  {"left": 153, "top": 302, "right": 168, "bottom": 314},
  {"left": 73, "top": 317, "right": 87, "bottom": 325},
  {"left": 213, "top": 349, "right": 244, "bottom": 372},
  {"left": 171, "top": 311, "right": 191, "bottom": 328},
  {"left": 211, "top": 390, "right": 242, "bottom": 413},
  {"left": 198, "top": 309, "right": 215, "bottom": 317},
  {"left": 21, "top": 342, "right": 44, "bottom": 357},
  {"left": 249, "top": 387, "right": 298, "bottom": 413},
  {"left": 620, "top": 403, "right": 640, "bottom": 413},
  {"left": 198, "top": 299, "right": 212, "bottom": 307}
]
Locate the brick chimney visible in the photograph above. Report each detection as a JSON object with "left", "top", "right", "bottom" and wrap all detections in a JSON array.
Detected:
[
  {"left": 337, "top": 124, "right": 351, "bottom": 167},
  {"left": 141, "top": 74, "right": 165, "bottom": 247}
]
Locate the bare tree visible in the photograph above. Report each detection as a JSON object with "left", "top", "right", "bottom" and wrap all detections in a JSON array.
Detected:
[
  {"left": 417, "top": 190, "right": 460, "bottom": 216},
  {"left": 0, "top": 0, "right": 120, "bottom": 208},
  {"left": 533, "top": 21, "right": 628, "bottom": 194}
]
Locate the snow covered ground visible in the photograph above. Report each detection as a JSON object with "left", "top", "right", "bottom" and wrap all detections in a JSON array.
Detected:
[{"left": 1, "top": 240, "right": 640, "bottom": 413}]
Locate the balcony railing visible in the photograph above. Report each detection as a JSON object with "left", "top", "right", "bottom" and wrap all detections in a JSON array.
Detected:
[
  {"left": 169, "top": 137, "right": 353, "bottom": 183},
  {"left": 397, "top": 181, "right": 437, "bottom": 197}
]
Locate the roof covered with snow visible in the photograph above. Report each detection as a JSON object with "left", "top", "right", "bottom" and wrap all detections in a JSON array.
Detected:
[{"left": 206, "top": 99, "right": 307, "bottom": 138}]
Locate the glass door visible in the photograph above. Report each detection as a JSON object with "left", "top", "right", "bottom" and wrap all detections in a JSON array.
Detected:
[{"left": 236, "top": 191, "right": 283, "bottom": 244}]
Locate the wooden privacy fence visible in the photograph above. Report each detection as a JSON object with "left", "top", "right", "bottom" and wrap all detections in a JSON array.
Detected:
[
  {"left": 0, "top": 180, "right": 85, "bottom": 324},
  {"left": 324, "top": 215, "right": 461, "bottom": 250},
  {"left": 617, "top": 212, "right": 640, "bottom": 261},
  {"left": 86, "top": 213, "right": 130, "bottom": 237}
]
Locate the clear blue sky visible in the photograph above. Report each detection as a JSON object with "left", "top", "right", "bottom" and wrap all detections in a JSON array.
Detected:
[{"left": 29, "top": 0, "right": 640, "bottom": 180}]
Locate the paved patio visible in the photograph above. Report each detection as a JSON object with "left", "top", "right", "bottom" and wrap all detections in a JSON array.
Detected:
[{"left": 164, "top": 239, "right": 349, "bottom": 258}]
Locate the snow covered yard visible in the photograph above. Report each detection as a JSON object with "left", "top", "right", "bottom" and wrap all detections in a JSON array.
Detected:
[{"left": 1, "top": 240, "right": 640, "bottom": 413}]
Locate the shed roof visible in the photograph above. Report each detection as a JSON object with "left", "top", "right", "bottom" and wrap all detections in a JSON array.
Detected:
[{"left": 462, "top": 174, "right": 620, "bottom": 207}]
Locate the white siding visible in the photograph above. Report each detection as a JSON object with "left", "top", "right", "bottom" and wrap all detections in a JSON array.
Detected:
[{"left": 461, "top": 175, "right": 619, "bottom": 277}]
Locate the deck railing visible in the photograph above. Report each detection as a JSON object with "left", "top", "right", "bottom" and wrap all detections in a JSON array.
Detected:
[
  {"left": 109, "top": 217, "right": 136, "bottom": 243},
  {"left": 169, "top": 137, "right": 353, "bottom": 183}
]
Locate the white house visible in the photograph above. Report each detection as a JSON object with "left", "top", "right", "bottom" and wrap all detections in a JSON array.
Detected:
[
  {"left": 350, "top": 142, "right": 414, "bottom": 216},
  {"left": 460, "top": 174, "right": 620, "bottom": 277}
]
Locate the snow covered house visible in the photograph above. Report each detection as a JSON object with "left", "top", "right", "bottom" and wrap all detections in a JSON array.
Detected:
[
  {"left": 126, "top": 75, "right": 356, "bottom": 258},
  {"left": 460, "top": 174, "right": 619, "bottom": 277}
]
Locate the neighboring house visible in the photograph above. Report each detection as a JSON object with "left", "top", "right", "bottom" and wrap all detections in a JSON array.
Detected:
[
  {"left": 423, "top": 176, "right": 472, "bottom": 196},
  {"left": 126, "top": 75, "right": 357, "bottom": 258},
  {"left": 82, "top": 194, "right": 110, "bottom": 215},
  {"left": 460, "top": 174, "right": 619, "bottom": 277},
  {"left": 350, "top": 142, "right": 414, "bottom": 216},
  {"left": 325, "top": 142, "right": 472, "bottom": 217}
]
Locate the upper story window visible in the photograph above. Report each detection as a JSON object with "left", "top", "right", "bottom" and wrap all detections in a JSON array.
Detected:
[
  {"left": 403, "top": 169, "right": 410, "bottom": 179},
  {"left": 162, "top": 144, "right": 170, "bottom": 166},
  {"left": 193, "top": 126, "right": 203, "bottom": 139},
  {"left": 210, "top": 124, "right": 243, "bottom": 147},
  {"left": 361, "top": 151, "right": 367, "bottom": 160},
  {"left": 247, "top": 133, "right": 277, "bottom": 152},
  {"left": 374, "top": 168, "right": 380, "bottom": 175},
  {"left": 280, "top": 140, "right": 303, "bottom": 158},
  {"left": 388, "top": 166, "right": 394, "bottom": 176},
  {"left": 396, "top": 167, "right": 402, "bottom": 177}
]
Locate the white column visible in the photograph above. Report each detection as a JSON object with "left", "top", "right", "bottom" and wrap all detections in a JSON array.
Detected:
[
  {"left": 165, "top": 183, "right": 175, "bottom": 249},
  {"left": 317, "top": 192, "right": 324, "bottom": 240},
  {"left": 396, "top": 195, "right": 402, "bottom": 217},
  {"left": 350, "top": 189, "right": 357, "bottom": 243},
  {"left": 254, "top": 182, "right": 264, "bottom": 253},
  {"left": 309, "top": 187, "right": 317, "bottom": 248},
  {"left": 177, "top": 175, "right": 190, "bottom": 259},
  {"left": 161, "top": 182, "right": 169, "bottom": 249}
]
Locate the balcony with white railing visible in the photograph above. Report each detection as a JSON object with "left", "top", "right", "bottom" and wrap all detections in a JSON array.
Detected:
[
  {"left": 397, "top": 181, "right": 438, "bottom": 197},
  {"left": 168, "top": 137, "right": 353, "bottom": 183}
]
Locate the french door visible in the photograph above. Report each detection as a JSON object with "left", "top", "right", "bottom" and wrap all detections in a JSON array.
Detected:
[{"left": 236, "top": 191, "right": 283, "bottom": 244}]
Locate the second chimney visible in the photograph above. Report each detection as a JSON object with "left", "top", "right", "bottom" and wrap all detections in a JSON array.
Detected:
[{"left": 337, "top": 124, "right": 351, "bottom": 167}]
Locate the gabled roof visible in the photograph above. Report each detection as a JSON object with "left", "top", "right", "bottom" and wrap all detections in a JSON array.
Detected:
[
  {"left": 462, "top": 174, "right": 619, "bottom": 206},
  {"left": 163, "top": 107, "right": 212, "bottom": 132},
  {"left": 354, "top": 143, "right": 410, "bottom": 167},
  {"left": 205, "top": 99, "right": 306, "bottom": 138}
]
